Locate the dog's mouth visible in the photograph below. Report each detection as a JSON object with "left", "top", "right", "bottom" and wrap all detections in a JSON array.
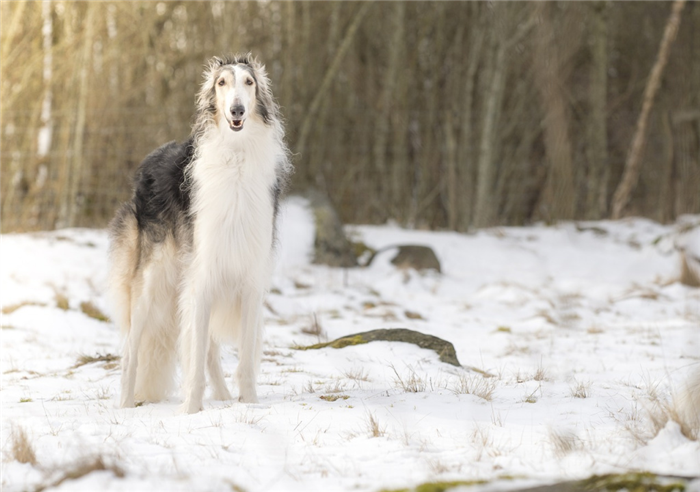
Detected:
[{"left": 229, "top": 119, "right": 244, "bottom": 132}]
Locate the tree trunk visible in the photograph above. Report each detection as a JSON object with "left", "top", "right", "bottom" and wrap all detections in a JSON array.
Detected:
[
  {"left": 373, "top": 1, "right": 404, "bottom": 181},
  {"left": 473, "top": 21, "right": 507, "bottom": 229},
  {"left": 534, "top": 3, "right": 576, "bottom": 222},
  {"left": 37, "top": 0, "right": 53, "bottom": 159},
  {"left": 586, "top": 1, "right": 609, "bottom": 219},
  {"left": 61, "top": 4, "right": 96, "bottom": 228},
  {"left": 295, "top": 2, "right": 372, "bottom": 166},
  {"left": 611, "top": 0, "right": 686, "bottom": 219},
  {"left": 456, "top": 6, "right": 485, "bottom": 230}
]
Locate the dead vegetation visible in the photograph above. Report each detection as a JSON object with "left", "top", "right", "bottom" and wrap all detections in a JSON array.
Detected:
[
  {"left": 570, "top": 379, "right": 590, "bottom": 399},
  {"left": 79, "top": 301, "right": 109, "bottom": 322},
  {"left": 2, "top": 301, "right": 45, "bottom": 315},
  {"left": 549, "top": 428, "right": 582, "bottom": 458},
  {"left": 647, "top": 399, "right": 699, "bottom": 442},
  {"left": 55, "top": 292, "right": 69, "bottom": 310},
  {"left": 8, "top": 425, "right": 37, "bottom": 465},
  {"left": 532, "top": 363, "right": 548, "bottom": 382},
  {"left": 390, "top": 364, "right": 427, "bottom": 393},
  {"left": 73, "top": 353, "right": 120, "bottom": 369},
  {"left": 320, "top": 394, "right": 349, "bottom": 402},
  {"left": 404, "top": 310, "right": 425, "bottom": 320},
  {"left": 35, "top": 456, "right": 124, "bottom": 492},
  {"left": 342, "top": 367, "right": 371, "bottom": 383},
  {"left": 680, "top": 250, "right": 700, "bottom": 287},
  {"left": 366, "top": 412, "right": 386, "bottom": 438},
  {"left": 618, "top": 382, "right": 699, "bottom": 445},
  {"left": 300, "top": 313, "right": 326, "bottom": 343},
  {"left": 452, "top": 374, "right": 496, "bottom": 401}
]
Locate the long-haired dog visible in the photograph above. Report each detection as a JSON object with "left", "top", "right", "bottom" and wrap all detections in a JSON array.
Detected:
[{"left": 109, "top": 54, "right": 291, "bottom": 413}]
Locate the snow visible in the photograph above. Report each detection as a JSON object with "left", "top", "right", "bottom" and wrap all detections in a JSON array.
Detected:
[{"left": 2, "top": 199, "right": 699, "bottom": 492}]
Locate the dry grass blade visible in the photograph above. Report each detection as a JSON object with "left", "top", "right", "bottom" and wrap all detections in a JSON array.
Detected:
[
  {"left": 300, "top": 313, "right": 326, "bottom": 343},
  {"left": 404, "top": 310, "right": 425, "bottom": 320},
  {"left": 73, "top": 353, "right": 120, "bottom": 369},
  {"left": 8, "top": 425, "right": 36, "bottom": 465},
  {"left": 549, "top": 428, "right": 580, "bottom": 458},
  {"left": 2, "top": 301, "right": 45, "bottom": 315},
  {"left": 570, "top": 380, "right": 590, "bottom": 399},
  {"left": 55, "top": 293, "right": 69, "bottom": 310},
  {"left": 452, "top": 374, "right": 496, "bottom": 401},
  {"left": 35, "top": 456, "right": 124, "bottom": 492},
  {"left": 320, "top": 394, "right": 349, "bottom": 402},
  {"left": 80, "top": 301, "right": 109, "bottom": 322},
  {"left": 533, "top": 363, "right": 548, "bottom": 382},
  {"left": 342, "top": 367, "right": 371, "bottom": 382},
  {"left": 366, "top": 412, "right": 385, "bottom": 438},
  {"left": 389, "top": 364, "right": 426, "bottom": 393},
  {"left": 648, "top": 399, "right": 699, "bottom": 442}
]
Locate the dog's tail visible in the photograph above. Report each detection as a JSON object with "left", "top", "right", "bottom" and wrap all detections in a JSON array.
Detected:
[
  {"left": 135, "top": 317, "right": 178, "bottom": 402},
  {"left": 109, "top": 207, "right": 178, "bottom": 402},
  {"left": 108, "top": 203, "right": 139, "bottom": 337}
]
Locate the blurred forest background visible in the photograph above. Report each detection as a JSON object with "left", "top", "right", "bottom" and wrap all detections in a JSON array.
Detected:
[{"left": 1, "top": 1, "right": 699, "bottom": 233}]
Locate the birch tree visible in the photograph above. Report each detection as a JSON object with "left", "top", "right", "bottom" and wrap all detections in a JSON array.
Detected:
[{"left": 611, "top": 0, "right": 686, "bottom": 219}]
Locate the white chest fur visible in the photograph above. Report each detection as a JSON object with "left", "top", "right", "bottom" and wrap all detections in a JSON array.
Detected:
[{"left": 189, "top": 126, "right": 280, "bottom": 289}]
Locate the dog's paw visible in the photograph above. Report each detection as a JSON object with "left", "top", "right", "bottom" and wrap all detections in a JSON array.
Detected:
[
  {"left": 238, "top": 392, "right": 259, "bottom": 404},
  {"left": 181, "top": 399, "right": 203, "bottom": 414},
  {"left": 119, "top": 397, "right": 135, "bottom": 408},
  {"left": 212, "top": 387, "right": 233, "bottom": 401}
]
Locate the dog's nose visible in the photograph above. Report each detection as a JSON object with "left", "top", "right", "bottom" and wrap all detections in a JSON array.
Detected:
[{"left": 230, "top": 105, "right": 245, "bottom": 119}]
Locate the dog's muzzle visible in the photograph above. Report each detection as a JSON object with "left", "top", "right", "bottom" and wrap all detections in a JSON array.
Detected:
[{"left": 229, "top": 105, "right": 245, "bottom": 132}]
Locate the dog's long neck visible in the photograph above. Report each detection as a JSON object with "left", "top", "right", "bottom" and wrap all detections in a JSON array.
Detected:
[
  {"left": 188, "top": 120, "right": 279, "bottom": 228},
  {"left": 187, "top": 119, "right": 279, "bottom": 285},
  {"left": 192, "top": 120, "right": 277, "bottom": 177}
]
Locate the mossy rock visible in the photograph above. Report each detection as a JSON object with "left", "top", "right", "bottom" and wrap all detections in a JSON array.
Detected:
[
  {"left": 380, "top": 472, "right": 688, "bottom": 492},
  {"left": 391, "top": 245, "right": 441, "bottom": 273},
  {"left": 303, "top": 189, "right": 358, "bottom": 268},
  {"left": 379, "top": 480, "right": 487, "bottom": 492},
  {"left": 367, "top": 245, "right": 441, "bottom": 273},
  {"left": 298, "top": 328, "right": 460, "bottom": 367},
  {"left": 510, "top": 472, "right": 687, "bottom": 492},
  {"left": 352, "top": 240, "right": 377, "bottom": 265}
]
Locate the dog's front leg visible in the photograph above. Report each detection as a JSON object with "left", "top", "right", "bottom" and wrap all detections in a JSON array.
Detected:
[
  {"left": 208, "top": 340, "right": 232, "bottom": 401},
  {"left": 237, "top": 289, "right": 262, "bottom": 403},
  {"left": 181, "top": 289, "right": 211, "bottom": 414}
]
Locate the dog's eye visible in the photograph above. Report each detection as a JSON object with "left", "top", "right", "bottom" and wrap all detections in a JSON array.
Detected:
[
  {"left": 246, "top": 79, "right": 254, "bottom": 86},
  {"left": 217, "top": 79, "right": 225, "bottom": 86}
]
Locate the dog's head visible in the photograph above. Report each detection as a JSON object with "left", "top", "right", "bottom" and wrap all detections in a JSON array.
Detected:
[{"left": 196, "top": 54, "right": 275, "bottom": 133}]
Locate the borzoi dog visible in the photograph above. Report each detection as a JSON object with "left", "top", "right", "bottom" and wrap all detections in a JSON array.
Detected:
[{"left": 109, "top": 54, "right": 290, "bottom": 413}]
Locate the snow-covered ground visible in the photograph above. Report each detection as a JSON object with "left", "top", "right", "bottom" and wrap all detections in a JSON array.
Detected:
[{"left": 2, "top": 198, "right": 699, "bottom": 492}]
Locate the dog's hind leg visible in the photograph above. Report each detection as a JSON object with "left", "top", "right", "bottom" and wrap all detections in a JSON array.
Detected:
[
  {"left": 120, "top": 287, "right": 150, "bottom": 408},
  {"left": 110, "top": 206, "right": 142, "bottom": 408},
  {"left": 134, "top": 310, "right": 177, "bottom": 403},
  {"left": 237, "top": 289, "right": 263, "bottom": 403},
  {"left": 133, "top": 242, "right": 180, "bottom": 403},
  {"left": 207, "top": 341, "right": 232, "bottom": 401}
]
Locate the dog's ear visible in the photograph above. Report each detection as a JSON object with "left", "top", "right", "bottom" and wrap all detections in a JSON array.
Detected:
[
  {"left": 248, "top": 56, "right": 268, "bottom": 91},
  {"left": 238, "top": 53, "right": 251, "bottom": 66},
  {"left": 247, "top": 55, "right": 275, "bottom": 125},
  {"left": 196, "top": 57, "right": 222, "bottom": 116}
]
